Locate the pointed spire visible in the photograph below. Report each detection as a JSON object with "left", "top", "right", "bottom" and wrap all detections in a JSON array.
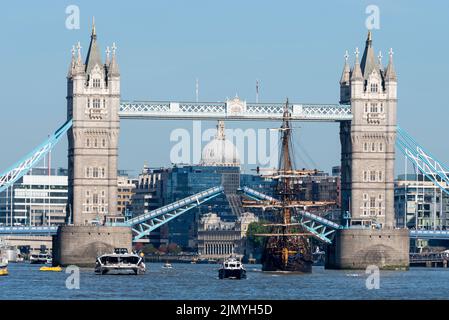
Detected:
[
  {"left": 340, "top": 50, "right": 351, "bottom": 84},
  {"left": 108, "top": 42, "right": 120, "bottom": 77},
  {"left": 360, "top": 30, "right": 379, "bottom": 79},
  {"left": 67, "top": 45, "right": 76, "bottom": 77},
  {"left": 385, "top": 48, "right": 397, "bottom": 81},
  {"left": 105, "top": 46, "right": 111, "bottom": 65},
  {"left": 378, "top": 51, "right": 383, "bottom": 66},
  {"left": 92, "top": 16, "right": 96, "bottom": 39},
  {"left": 85, "top": 17, "right": 102, "bottom": 74},
  {"left": 351, "top": 47, "right": 363, "bottom": 81},
  {"left": 76, "top": 41, "right": 82, "bottom": 65}
]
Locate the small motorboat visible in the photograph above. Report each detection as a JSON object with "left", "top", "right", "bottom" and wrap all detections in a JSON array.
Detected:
[
  {"left": 218, "top": 256, "right": 246, "bottom": 280},
  {"left": 40, "top": 266, "right": 62, "bottom": 272},
  {"left": 162, "top": 262, "right": 173, "bottom": 269},
  {"left": 95, "top": 248, "right": 146, "bottom": 275}
]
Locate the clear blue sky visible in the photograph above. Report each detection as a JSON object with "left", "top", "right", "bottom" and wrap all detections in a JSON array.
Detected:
[{"left": 0, "top": 1, "right": 448, "bottom": 176}]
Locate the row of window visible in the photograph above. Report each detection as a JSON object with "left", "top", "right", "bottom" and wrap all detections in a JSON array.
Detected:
[
  {"left": 85, "top": 138, "right": 107, "bottom": 148},
  {"left": 363, "top": 141, "right": 384, "bottom": 152},
  {"left": 87, "top": 98, "right": 106, "bottom": 109},
  {"left": 364, "top": 102, "right": 384, "bottom": 113},
  {"left": 93, "top": 78, "right": 101, "bottom": 88},
  {"left": 84, "top": 205, "right": 106, "bottom": 213},
  {"left": 363, "top": 170, "right": 383, "bottom": 182},
  {"left": 85, "top": 167, "right": 106, "bottom": 178},
  {"left": 361, "top": 193, "right": 383, "bottom": 216}
]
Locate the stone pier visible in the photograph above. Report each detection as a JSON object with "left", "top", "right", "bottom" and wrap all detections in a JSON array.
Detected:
[
  {"left": 325, "top": 228, "right": 410, "bottom": 270},
  {"left": 52, "top": 225, "right": 132, "bottom": 267}
]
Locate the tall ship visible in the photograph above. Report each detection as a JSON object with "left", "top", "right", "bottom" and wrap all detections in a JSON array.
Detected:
[{"left": 244, "top": 100, "right": 333, "bottom": 273}]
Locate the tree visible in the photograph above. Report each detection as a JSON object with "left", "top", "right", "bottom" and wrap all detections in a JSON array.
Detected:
[
  {"left": 142, "top": 243, "right": 158, "bottom": 255},
  {"left": 167, "top": 243, "right": 182, "bottom": 254},
  {"left": 246, "top": 221, "right": 269, "bottom": 250},
  {"left": 158, "top": 244, "right": 168, "bottom": 254}
]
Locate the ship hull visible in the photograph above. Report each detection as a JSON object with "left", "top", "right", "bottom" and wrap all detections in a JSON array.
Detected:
[
  {"left": 218, "top": 268, "right": 246, "bottom": 279},
  {"left": 262, "top": 253, "right": 313, "bottom": 273}
]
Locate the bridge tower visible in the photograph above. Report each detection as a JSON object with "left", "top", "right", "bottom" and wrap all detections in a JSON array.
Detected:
[
  {"left": 54, "top": 21, "right": 131, "bottom": 267},
  {"left": 327, "top": 31, "right": 409, "bottom": 269},
  {"left": 67, "top": 21, "right": 120, "bottom": 225}
]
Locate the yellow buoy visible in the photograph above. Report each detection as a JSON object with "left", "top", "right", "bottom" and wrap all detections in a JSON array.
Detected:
[
  {"left": 40, "top": 266, "right": 62, "bottom": 272},
  {"left": 0, "top": 268, "right": 8, "bottom": 276}
]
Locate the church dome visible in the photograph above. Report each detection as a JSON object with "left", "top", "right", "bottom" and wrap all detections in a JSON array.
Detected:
[{"left": 200, "top": 121, "right": 240, "bottom": 167}]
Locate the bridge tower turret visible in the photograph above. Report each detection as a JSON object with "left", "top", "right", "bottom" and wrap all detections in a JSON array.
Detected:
[{"left": 67, "top": 20, "right": 121, "bottom": 225}]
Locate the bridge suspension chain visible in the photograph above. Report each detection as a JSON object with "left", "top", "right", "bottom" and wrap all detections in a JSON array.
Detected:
[
  {"left": 0, "top": 119, "right": 72, "bottom": 194},
  {"left": 396, "top": 126, "right": 449, "bottom": 196}
]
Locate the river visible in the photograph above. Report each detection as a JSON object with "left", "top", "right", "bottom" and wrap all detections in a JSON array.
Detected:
[{"left": 1, "top": 263, "right": 448, "bottom": 300}]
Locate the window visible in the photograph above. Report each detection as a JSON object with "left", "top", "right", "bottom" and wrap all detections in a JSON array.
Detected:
[
  {"left": 370, "top": 171, "right": 376, "bottom": 181},
  {"left": 379, "top": 143, "right": 383, "bottom": 151},
  {"left": 371, "top": 143, "right": 376, "bottom": 152},
  {"left": 93, "top": 193, "right": 99, "bottom": 204},
  {"left": 102, "top": 139, "right": 106, "bottom": 148},
  {"left": 378, "top": 171, "right": 383, "bottom": 181},
  {"left": 370, "top": 197, "right": 376, "bottom": 208},
  {"left": 86, "top": 139, "right": 90, "bottom": 147},
  {"left": 93, "top": 99, "right": 101, "bottom": 109},
  {"left": 85, "top": 167, "right": 90, "bottom": 178},
  {"left": 370, "top": 83, "right": 378, "bottom": 93},
  {"left": 364, "top": 143, "right": 368, "bottom": 152},
  {"left": 93, "top": 78, "right": 101, "bottom": 88},
  {"left": 364, "top": 171, "right": 368, "bottom": 181}
]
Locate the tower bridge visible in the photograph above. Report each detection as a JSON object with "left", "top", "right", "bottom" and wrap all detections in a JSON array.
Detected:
[{"left": 1, "top": 24, "right": 447, "bottom": 269}]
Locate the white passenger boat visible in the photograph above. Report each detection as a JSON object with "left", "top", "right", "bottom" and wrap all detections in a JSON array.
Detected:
[
  {"left": 30, "top": 253, "right": 51, "bottom": 264},
  {"left": 218, "top": 256, "right": 246, "bottom": 279},
  {"left": 95, "top": 248, "right": 146, "bottom": 275}
]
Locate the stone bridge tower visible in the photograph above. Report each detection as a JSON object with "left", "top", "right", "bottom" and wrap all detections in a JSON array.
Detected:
[
  {"left": 327, "top": 31, "right": 409, "bottom": 270},
  {"left": 339, "top": 31, "right": 397, "bottom": 229},
  {"left": 67, "top": 22, "right": 121, "bottom": 225}
]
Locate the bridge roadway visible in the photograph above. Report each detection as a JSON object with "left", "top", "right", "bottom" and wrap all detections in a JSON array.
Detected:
[{"left": 118, "top": 101, "right": 352, "bottom": 121}]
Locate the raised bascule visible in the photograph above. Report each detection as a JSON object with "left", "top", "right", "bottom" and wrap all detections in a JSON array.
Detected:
[{"left": 2, "top": 23, "right": 449, "bottom": 269}]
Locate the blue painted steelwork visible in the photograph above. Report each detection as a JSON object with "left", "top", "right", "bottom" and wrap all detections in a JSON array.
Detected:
[
  {"left": 241, "top": 186, "right": 277, "bottom": 202},
  {"left": 397, "top": 127, "right": 449, "bottom": 196},
  {"left": 0, "top": 119, "right": 73, "bottom": 194},
  {"left": 410, "top": 229, "right": 449, "bottom": 240},
  {"left": 119, "top": 101, "right": 352, "bottom": 122},
  {"left": 0, "top": 226, "right": 57, "bottom": 236},
  {"left": 112, "top": 186, "right": 224, "bottom": 241},
  {"left": 241, "top": 186, "right": 342, "bottom": 243}
]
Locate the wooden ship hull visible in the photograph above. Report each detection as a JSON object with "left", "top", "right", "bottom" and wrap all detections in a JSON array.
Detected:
[{"left": 261, "top": 237, "right": 313, "bottom": 273}]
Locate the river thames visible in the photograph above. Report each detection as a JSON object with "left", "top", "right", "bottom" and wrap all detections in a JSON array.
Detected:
[{"left": 1, "top": 262, "right": 449, "bottom": 300}]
